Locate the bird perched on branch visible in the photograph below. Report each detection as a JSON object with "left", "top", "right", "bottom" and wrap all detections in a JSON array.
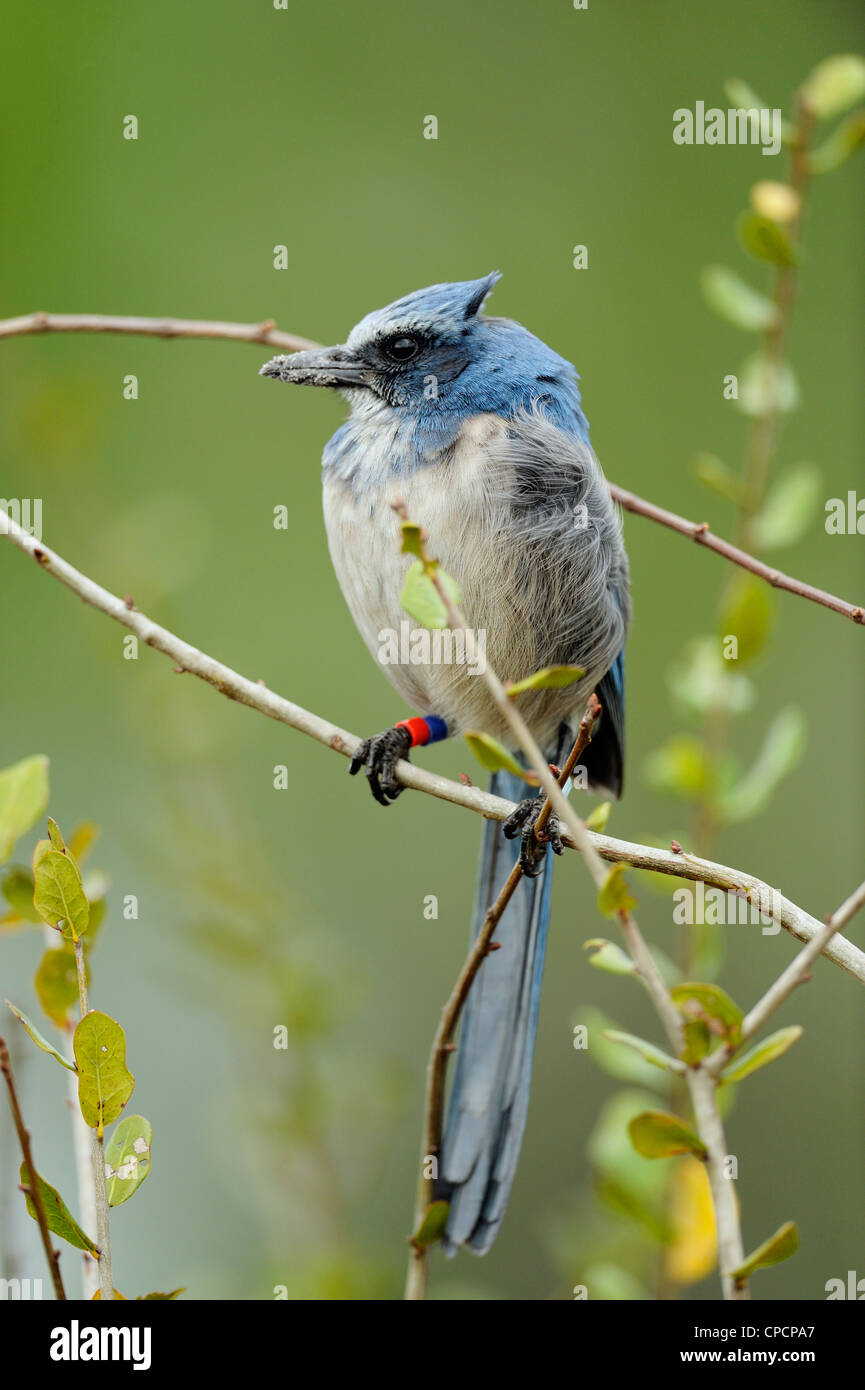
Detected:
[{"left": 261, "top": 273, "right": 630, "bottom": 1254}]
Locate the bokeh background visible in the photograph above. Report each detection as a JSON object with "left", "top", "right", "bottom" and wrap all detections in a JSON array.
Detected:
[{"left": 1, "top": 0, "right": 863, "bottom": 1300}]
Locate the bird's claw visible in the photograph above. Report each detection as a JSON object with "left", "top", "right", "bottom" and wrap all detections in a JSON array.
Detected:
[
  {"left": 348, "top": 725, "right": 412, "bottom": 806},
  {"left": 503, "top": 795, "right": 564, "bottom": 877}
]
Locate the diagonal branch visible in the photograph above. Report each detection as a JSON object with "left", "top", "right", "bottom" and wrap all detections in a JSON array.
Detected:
[
  {"left": 2, "top": 505, "right": 864, "bottom": 985},
  {"left": 1, "top": 308, "right": 862, "bottom": 627}
]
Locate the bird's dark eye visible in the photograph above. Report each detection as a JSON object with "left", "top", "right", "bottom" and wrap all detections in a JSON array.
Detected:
[{"left": 383, "top": 335, "right": 420, "bottom": 363}]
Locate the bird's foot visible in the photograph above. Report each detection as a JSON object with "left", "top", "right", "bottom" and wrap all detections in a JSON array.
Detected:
[
  {"left": 348, "top": 725, "right": 412, "bottom": 806},
  {"left": 503, "top": 795, "right": 564, "bottom": 877}
]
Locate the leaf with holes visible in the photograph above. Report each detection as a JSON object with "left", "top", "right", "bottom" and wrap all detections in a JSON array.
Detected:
[{"left": 104, "top": 1115, "right": 153, "bottom": 1206}]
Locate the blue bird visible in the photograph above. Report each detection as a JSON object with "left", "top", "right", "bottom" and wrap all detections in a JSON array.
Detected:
[{"left": 261, "top": 273, "right": 630, "bottom": 1254}]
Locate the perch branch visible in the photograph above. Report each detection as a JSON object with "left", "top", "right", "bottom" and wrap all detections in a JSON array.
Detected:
[{"left": 0, "top": 1035, "right": 66, "bottom": 1299}]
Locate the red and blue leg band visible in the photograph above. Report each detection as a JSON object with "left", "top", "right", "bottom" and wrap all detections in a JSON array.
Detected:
[{"left": 396, "top": 715, "right": 448, "bottom": 748}]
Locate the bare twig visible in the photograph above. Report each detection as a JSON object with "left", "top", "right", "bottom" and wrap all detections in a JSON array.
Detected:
[
  {"left": 0, "top": 1036, "right": 66, "bottom": 1299},
  {"left": 1, "top": 308, "right": 861, "bottom": 627},
  {"left": 2, "top": 506, "right": 863, "bottom": 984},
  {"left": 405, "top": 699, "right": 602, "bottom": 1300}
]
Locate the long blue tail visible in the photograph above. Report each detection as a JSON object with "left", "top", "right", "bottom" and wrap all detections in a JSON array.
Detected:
[{"left": 438, "top": 766, "right": 555, "bottom": 1254}]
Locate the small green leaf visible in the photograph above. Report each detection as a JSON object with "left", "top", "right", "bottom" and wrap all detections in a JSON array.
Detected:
[
  {"left": 410, "top": 1199, "right": 449, "bottom": 1249},
  {"left": 681, "top": 1018, "right": 711, "bottom": 1065},
  {"left": 671, "top": 982, "right": 743, "bottom": 1044},
  {"left": 400, "top": 521, "right": 424, "bottom": 557},
  {"left": 602, "top": 1030, "right": 685, "bottom": 1076},
  {"left": 104, "top": 1115, "right": 153, "bottom": 1206},
  {"left": 724, "top": 78, "right": 769, "bottom": 114},
  {"left": 750, "top": 464, "right": 821, "bottom": 551},
  {"left": 644, "top": 734, "right": 714, "bottom": 800},
  {"left": 597, "top": 864, "right": 637, "bottom": 918},
  {"left": 6, "top": 1001, "right": 76, "bottom": 1071},
  {"left": 33, "top": 849, "right": 89, "bottom": 942},
  {"left": 716, "top": 706, "right": 807, "bottom": 824},
  {"left": 584, "top": 938, "right": 636, "bottom": 975},
  {"left": 720, "top": 1026, "right": 803, "bottom": 1085},
  {"left": 464, "top": 731, "right": 528, "bottom": 780},
  {"left": 20, "top": 1162, "right": 98, "bottom": 1254},
  {"left": 802, "top": 54, "right": 865, "bottom": 120},
  {"left": 737, "top": 354, "right": 799, "bottom": 418},
  {"left": 700, "top": 265, "right": 778, "bottom": 332},
  {"left": 35, "top": 943, "right": 84, "bottom": 1027},
  {"left": 668, "top": 638, "right": 756, "bottom": 720},
  {"left": 0, "top": 756, "right": 50, "bottom": 864},
  {"left": 736, "top": 213, "right": 797, "bottom": 267},
  {"left": 692, "top": 454, "right": 749, "bottom": 507},
  {"left": 585, "top": 801, "right": 611, "bottom": 833},
  {"left": 1, "top": 866, "right": 41, "bottom": 923},
  {"left": 67, "top": 821, "right": 100, "bottom": 864},
  {"left": 506, "top": 664, "right": 585, "bottom": 697},
  {"left": 579, "top": 1009, "right": 668, "bottom": 1091},
  {"left": 718, "top": 574, "right": 773, "bottom": 664},
  {"left": 399, "top": 560, "right": 462, "bottom": 629},
  {"left": 729, "top": 1221, "right": 799, "bottom": 1283},
  {"left": 46, "top": 818, "right": 66, "bottom": 852},
  {"left": 628, "top": 1111, "right": 707, "bottom": 1160},
  {"left": 809, "top": 110, "right": 865, "bottom": 174},
  {"left": 74, "top": 1011, "right": 135, "bottom": 1135},
  {"left": 138, "top": 1289, "right": 185, "bottom": 1300}
]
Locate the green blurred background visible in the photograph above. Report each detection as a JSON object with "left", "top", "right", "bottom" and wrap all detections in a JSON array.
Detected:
[{"left": 1, "top": 0, "right": 863, "bottom": 1300}]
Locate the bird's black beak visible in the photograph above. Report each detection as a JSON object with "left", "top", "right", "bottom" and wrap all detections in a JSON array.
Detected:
[{"left": 259, "top": 344, "right": 367, "bottom": 389}]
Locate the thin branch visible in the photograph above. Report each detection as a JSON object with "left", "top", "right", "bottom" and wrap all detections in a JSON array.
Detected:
[
  {"left": 609, "top": 484, "right": 865, "bottom": 627},
  {"left": 1, "top": 308, "right": 861, "bottom": 628},
  {"left": 405, "top": 699, "right": 602, "bottom": 1301},
  {"left": 2, "top": 506, "right": 864, "bottom": 985},
  {"left": 0, "top": 311, "right": 318, "bottom": 354},
  {"left": 0, "top": 1035, "right": 66, "bottom": 1299},
  {"left": 707, "top": 875, "right": 865, "bottom": 1073}
]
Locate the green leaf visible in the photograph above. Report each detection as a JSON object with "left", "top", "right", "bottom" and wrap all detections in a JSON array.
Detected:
[
  {"left": 628, "top": 1111, "right": 707, "bottom": 1161},
  {"left": 139, "top": 1289, "right": 185, "bottom": 1300},
  {"left": 720, "top": 1026, "right": 803, "bottom": 1085},
  {"left": 410, "top": 1200, "right": 449, "bottom": 1249},
  {"left": 506, "top": 664, "right": 585, "bottom": 697},
  {"left": 750, "top": 463, "right": 821, "bottom": 551},
  {"left": 724, "top": 78, "right": 769, "bottom": 114},
  {"left": 0, "top": 756, "right": 49, "bottom": 864},
  {"left": 668, "top": 638, "right": 756, "bottom": 720},
  {"left": 718, "top": 574, "right": 773, "bottom": 664},
  {"left": 602, "top": 1030, "right": 685, "bottom": 1076},
  {"left": 67, "top": 821, "right": 100, "bottom": 864},
  {"left": 585, "top": 801, "right": 611, "bottom": 833},
  {"left": 20, "top": 1162, "right": 98, "bottom": 1254},
  {"left": 692, "top": 454, "right": 749, "bottom": 507},
  {"left": 737, "top": 354, "right": 799, "bottom": 418},
  {"left": 681, "top": 1019, "right": 711, "bottom": 1065},
  {"left": 400, "top": 521, "right": 424, "bottom": 558},
  {"left": 802, "top": 54, "right": 865, "bottom": 120},
  {"left": 73, "top": 1011, "right": 135, "bottom": 1135},
  {"left": 46, "top": 818, "right": 66, "bottom": 852},
  {"left": 35, "top": 943, "right": 84, "bottom": 1027},
  {"left": 809, "top": 110, "right": 865, "bottom": 174},
  {"left": 399, "top": 560, "right": 461, "bottom": 629},
  {"left": 716, "top": 706, "right": 807, "bottom": 824},
  {"left": 644, "top": 734, "right": 714, "bottom": 800},
  {"left": 579, "top": 1008, "right": 668, "bottom": 1091},
  {"left": 1, "top": 866, "right": 41, "bottom": 923},
  {"left": 597, "top": 863, "right": 637, "bottom": 918},
  {"left": 584, "top": 938, "right": 636, "bottom": 975},
  {"left": 700, "top": 265, "right": 778, "bottom": 332},
  {"left": 464, "top": 731, "right": 528, "bottom": 780},
  {"left": 104, "top": 1115, "right": 153, "bottom": 1206},
  {"left": 33, "top": 849, "right": 89, "bottom": 941},
  {"left": 736, "top": 213, "right": 797, "bottom": 267},
  {"left": 729, "top": 1221, "right": 799, "bottom": 1283},
  {"left": 671, "top": 982, "right": 743, "bottom": 1044},
  {"left": 6, "top": 1001, "right": 76, "bottom": 1071}
]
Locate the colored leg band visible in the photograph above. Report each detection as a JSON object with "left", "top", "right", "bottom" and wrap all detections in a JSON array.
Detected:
[{"left": 396, "top": 715, "right": 448, "bottom": 748}]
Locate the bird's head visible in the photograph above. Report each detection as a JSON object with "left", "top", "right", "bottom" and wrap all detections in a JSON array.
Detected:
[{"left": 260, "top": 272, "right": 514, "bottom": 412}]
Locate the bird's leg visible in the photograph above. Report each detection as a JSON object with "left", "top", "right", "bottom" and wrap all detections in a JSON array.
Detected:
[
  {"left": 348, "top": 715, "right": 448, "bottom": 806},
  {"left": 503, "top": 793, "right": 564, "bottom": 878}
]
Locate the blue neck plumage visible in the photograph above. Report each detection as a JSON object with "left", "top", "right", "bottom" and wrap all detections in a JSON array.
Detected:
[{"left": 322, "top": 319, "right": 590, "bottom": 492}]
